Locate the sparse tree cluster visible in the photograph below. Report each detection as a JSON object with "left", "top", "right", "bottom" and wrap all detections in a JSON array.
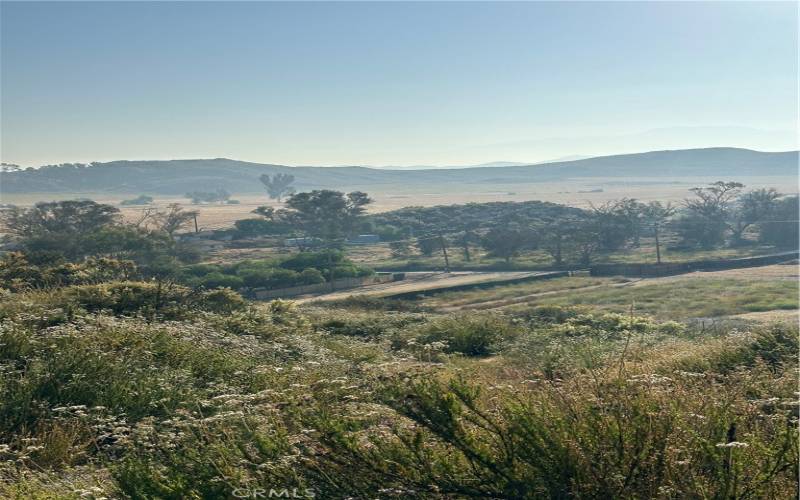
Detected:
[
  {"left": 185, "top": 188, "right": 230, "bottom": 204},
  {"left": 120, "top": 195, "right": 154, "bottom": 206},
  {"left": 0, "top": 200, "right": 199, "bottom": 276},
  {"left": 673, "top": 181, "right": 793, "bottom": 250},
  {"left": 259, "top": 173, "right": 295, "bottom": 202}
]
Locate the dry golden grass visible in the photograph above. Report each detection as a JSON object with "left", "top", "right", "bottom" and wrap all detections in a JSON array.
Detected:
[{"left": 8, "top": 175, "right": 796, "bottom": 229}]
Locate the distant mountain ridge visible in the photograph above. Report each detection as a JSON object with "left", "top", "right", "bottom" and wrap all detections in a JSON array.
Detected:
[
  {"left": 1, "top": 148, "right": 796, "bottom": 195},
  {"left": 369, "top": 156, "right": 594, "bottom": 170}
]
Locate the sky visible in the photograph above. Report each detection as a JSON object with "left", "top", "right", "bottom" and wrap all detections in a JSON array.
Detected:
[{"left": 1, "top": 1, "right": 797, "bottom": 168}]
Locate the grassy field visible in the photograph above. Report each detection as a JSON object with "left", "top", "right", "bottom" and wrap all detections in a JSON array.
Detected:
[
  {"left": 420, "top": 275, "right": 628, "bottom": 309},
  {"left": 519, "top": 278, "right": 797, "bottom": 319},
  {"left": 404, "top": 264, "right": 799, "bottom": 321}
]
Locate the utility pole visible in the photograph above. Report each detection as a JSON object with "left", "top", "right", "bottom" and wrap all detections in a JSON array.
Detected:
[
  {"left": 439, "top": 233, "right": 450, "bottom": 273},
  {"left": 654, "top": 223, "right": 662, "bottom": 264},
  {"left": 193, "top": 213, "right": 199, "bottom": 233},
  {"left": 327, "top": 242, "right": 336, "bottom": 292}
]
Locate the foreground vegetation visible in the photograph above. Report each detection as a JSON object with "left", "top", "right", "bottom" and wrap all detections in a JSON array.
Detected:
[
  {"left": 0, "top": 187, "right": 797, "bottom": 498},
  {"left": 0, "top": 270, "right": 797, "bottom": 498}
]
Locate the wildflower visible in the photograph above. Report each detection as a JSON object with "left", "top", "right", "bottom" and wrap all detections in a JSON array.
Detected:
[{"left": 716, "top": 442, "right": 749, "bottom": 448}]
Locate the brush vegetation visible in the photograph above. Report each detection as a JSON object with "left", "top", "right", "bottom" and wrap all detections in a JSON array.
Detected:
[{"left": 0, "top": 269, "right": 797, "bottom": 498}]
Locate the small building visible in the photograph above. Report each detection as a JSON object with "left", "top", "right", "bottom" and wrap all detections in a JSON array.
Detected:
[{"left": 284, "top": 237, "right": 323, "bottom": 248}]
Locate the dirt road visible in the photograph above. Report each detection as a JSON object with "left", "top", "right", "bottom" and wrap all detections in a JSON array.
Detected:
[{"left": 294, "top": 271, "right": 553, "bottom": 304}]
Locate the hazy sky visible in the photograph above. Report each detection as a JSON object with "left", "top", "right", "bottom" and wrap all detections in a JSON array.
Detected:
[{"left": 1, "top": 1, "right": 797, "bottom": 167}]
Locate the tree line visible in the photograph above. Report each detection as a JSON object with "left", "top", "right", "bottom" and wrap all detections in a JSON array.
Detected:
[{"left": 1, "top": 181, "right": 795, "bottom": 285}]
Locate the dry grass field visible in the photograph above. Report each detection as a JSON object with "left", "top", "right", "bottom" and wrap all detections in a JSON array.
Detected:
[{"left": 4, "top": 174, "right": 796, "bottom": 229}]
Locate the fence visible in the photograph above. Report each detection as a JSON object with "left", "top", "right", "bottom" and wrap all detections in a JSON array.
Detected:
[
  {"left": 252, "top": 273, "right": 396, "bottom": 300},
  {"left": 589, "top": 251, "right": 799, "bottom": 277}
]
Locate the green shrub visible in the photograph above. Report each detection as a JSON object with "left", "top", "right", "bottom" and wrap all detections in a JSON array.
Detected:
[
  {"left": 0, "top": 252, "right": 138, "bottom": 291},
  {"left": 233, "top": 217, "right": 284, "bottom": 236},
  {"left": 299, "top": 267, "right": 325, "bottom": 284},
  {"left": 8, "top": 282, "right": 248, "bottom": 320},
  {"left": 120, "top": 195, "right": 153, "bottom": 206},
  {"left": 196, "top": 288, "right": 248, "bottom": 314},
  {"left": 404, "top": 313, "right": 519, "bottom": 356},
  {"left": 61, "top": 281, "right": 188, "bottom": 316},
  {"left": 312, "top": 308, "right": 422, "bottom": 339},
  {"left": 0, "top": 317, "right": 240, "bottom": 433},
  {"left": 520, "top": 304, "right": 581, "bottom": 324},
  {"left": 330, "top": 262, "right": 373, "bottom": 279},
  {"left": 279, "top": 250, "right": 343, "bottom": 272},
  {"left": 237, "top": 267, "right": 300, "bottom": 289},
  {"left": 196, "top": 272, "right": 244, "bottom": 289},
  {"left": 324, "top": 295, "right": 427, "bottom": 312},
  {"left": 183, "top": 263, "right": 222, "bottom": 277},
  {"left": 113, "top": 416, "right": 304, "bottom": 499},
  {"left": 560, "top": 311, "right": 651, "bottom": 336},
  {"left": 674, "top": 324, "right": 799, "bottom": 374},
  {"left": 311, "top": 368, "right": 799, "bottom": 499}
]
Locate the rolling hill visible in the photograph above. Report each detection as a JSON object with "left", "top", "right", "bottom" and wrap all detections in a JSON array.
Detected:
[{"left": 1, "top": 147, "right": 796, "bottom": 195}]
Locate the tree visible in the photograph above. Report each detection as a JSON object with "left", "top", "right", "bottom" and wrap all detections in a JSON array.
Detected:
[
  {"left": 0, "top": 200, "right": 120, "bottom": 238},
  {"left": 590, "top": 200, "right": 636, "bottom": 251},
  {"left": 730, "top": 188, "right": 781, "bottom": 245},
  {"left": 573, "top": 229, "right": 600, "bottom": 266},
  {"left": 260, "top": 173, "right": 296, "bottom": 202},
  {"left": 459, "top": 222, "right": 480, "bottom": 262},
  {"left": 120, "top": 195, "right": 154, "bottom": 206},
  {"left": 460, "top": 231, "right": 477, "bottom": 262},
  {"left": 685, "top": 181, "right": 744, "bottom": 218},
  {"left": 185, "top": 189, "right": 230, "bottom": 204},
  {"left": 389, "top": 240, "right": 412, "bottom": 259},
  {"left": 540, "top": 222, "right": 569, "bottom": 266},
  {"left": 283, "top": 190, "right": 372, "bottom": 241},
  {"left": 282, "top": 190, "right": 372, "bottom": 289},
  {"left": 155, "top": 203, "right": 199, "bottom": 238},
  {"left": 417, "top": 236, "right": 440, "bottom": 256},
  {"left": 676, "top": 181, "right": 744, "bottom": 249},
  {"left": 0, "top": 163, "right": 21, "bottom": 172},
  {"left": 640, "top": 201, "right": 676, "bottom": 264},
  {"left": 252, "top": 206, "right": 275, "bottom": 219},
  {"left": 614, "top": 198, "right": 650, "bottom": 247},
  {"left": 131, "top": 207, "right": 159, "bottom": 229},
  {"left": 758, "top": 196, "right": 799, "bottom": 248},
  {"left": 480, "top": 227, "right": 533, "bottom": 263},
  {"left": 234, "top": 218, "right": 284, "bottom": 237},
  {"left": 671, "top": 212, "right": 727, "bottom": 250}
]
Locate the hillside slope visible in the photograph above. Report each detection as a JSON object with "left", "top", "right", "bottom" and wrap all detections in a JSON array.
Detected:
[{"left": 1, "top": 148, "right": 796, "bottom": 195}]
